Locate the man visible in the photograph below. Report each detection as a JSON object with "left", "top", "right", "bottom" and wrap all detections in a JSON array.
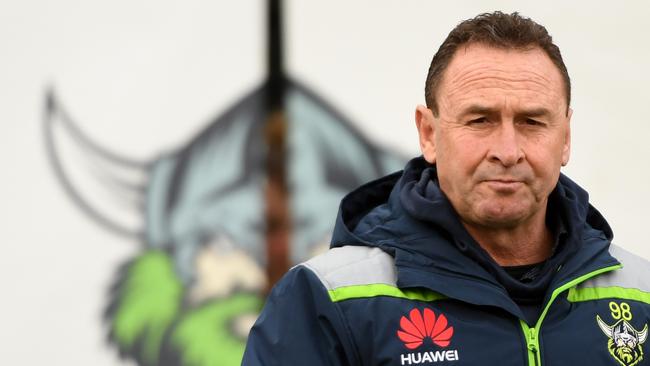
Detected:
[{"left": 242, "top": 11, "right": 650, "bottom": 366}]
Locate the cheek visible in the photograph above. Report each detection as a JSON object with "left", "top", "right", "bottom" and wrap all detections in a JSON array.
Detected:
[
  {"left": 524, "top": 139, "right": 565, "bottom": 171},
  {"left": 522, "top": 141, "right": 565, "bottom": 193},
  {"left": 437, "top": 131, "right": 485, "bottom": 168},
  {"left": 436, "top": 137, "right": 485, "bottom": 193}
]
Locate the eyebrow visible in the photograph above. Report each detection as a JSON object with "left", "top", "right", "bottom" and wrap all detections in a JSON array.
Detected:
[
  {"left": 464, "top": 105, "right": 495, "bottom": 116},
  {"left": 462, "top": 105, "right": 552, "bottom": 117},
  {"left": 520, "top": 107, "right": 552, "bottom": 118}
]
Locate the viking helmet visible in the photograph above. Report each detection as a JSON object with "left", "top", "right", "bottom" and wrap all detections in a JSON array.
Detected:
[{"left": 597, "top": 315, "right": 648, "bottom": 349}]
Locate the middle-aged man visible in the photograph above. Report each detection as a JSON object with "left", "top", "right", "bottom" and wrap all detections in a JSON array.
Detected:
[{"left": 242, "top": 11, "right": 650, "bottom": 366}]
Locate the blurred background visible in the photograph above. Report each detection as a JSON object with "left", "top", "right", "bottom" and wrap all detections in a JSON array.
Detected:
[{"left": 1, "top": 0, "right": 649, "bottom": 365}]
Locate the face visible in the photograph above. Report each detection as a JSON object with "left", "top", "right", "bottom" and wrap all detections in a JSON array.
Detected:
[{"left": 416, "top": 43, "right": 571, "bottom": 229}]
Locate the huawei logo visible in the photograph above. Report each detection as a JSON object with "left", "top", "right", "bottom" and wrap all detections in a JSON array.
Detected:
[{"left": 397, "top": 308, "right": 454, "bottom": 350}]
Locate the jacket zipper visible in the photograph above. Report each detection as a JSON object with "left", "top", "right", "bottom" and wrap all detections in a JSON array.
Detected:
[
  {"left": 519, "top": 264, "right": 622, "bottom": 366},
  {"left": 520, "top": 322, "right": 540, "bottom": 366}
]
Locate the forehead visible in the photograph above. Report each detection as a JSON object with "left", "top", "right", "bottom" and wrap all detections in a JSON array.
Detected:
[{"left": 438, "top": 43, "right": 566, "bottom": 113}]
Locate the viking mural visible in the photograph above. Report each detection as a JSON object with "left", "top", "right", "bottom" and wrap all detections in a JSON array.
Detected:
[{"left": 44, "top": 1, "right": 406, "bottom": 364}]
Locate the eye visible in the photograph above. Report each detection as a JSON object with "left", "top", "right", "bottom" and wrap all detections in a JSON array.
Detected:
[
  {"left": 468, "top": 117, "right": 488, "bottom": 124},
  {"left": 524, "top": 118, "right": 544, "bottom": 126}
]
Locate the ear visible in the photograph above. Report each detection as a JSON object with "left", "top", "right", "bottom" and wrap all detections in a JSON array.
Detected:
[
  {"left": 561, "top": 108, "right": 572, "bottom": 166},
  {"left": 415, "top": 105, "right": 437, "bottom": 163}
]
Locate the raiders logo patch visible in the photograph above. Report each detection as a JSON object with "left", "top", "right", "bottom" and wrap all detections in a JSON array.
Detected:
[{"left": 597, "top": 301, "right": 648, "bottom": 366}]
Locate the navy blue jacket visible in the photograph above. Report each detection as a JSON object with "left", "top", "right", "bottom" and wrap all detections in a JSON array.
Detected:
[{"left": 243, "top": 158, "right": 650, "bottom": 366}]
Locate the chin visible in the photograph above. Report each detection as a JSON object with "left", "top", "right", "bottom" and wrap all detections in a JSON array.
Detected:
[
  {"left": 477, "top": 216, "right": 524, "bottom": 229},
  {"left": 473, "top": 206, "right": 530, "bottom": 229}
]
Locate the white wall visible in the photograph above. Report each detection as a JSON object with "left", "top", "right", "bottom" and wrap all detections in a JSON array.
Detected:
[
  {"left": 288, "top": 0, "right": 650, "bottom": 255},
  {"left": 1, "top": 1, "right": 648, "bottom": 364}
]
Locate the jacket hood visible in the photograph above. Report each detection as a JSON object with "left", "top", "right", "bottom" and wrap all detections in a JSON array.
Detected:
[{"left": 330, "top": 157, "right": 618, "bottom": 318}]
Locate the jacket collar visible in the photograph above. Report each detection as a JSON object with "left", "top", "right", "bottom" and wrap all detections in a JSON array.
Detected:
[{"left": 331, "top": 157, "right": 619, "bottom": 318}]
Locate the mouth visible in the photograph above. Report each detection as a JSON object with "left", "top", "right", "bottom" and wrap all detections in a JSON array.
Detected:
[{"left": 483, "top": 179, "right": 524, "bottom": 192}]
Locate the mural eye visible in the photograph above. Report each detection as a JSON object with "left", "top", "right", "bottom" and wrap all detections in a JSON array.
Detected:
[{"left": 250, "top": 220, "right": 265, "bottom": 234}]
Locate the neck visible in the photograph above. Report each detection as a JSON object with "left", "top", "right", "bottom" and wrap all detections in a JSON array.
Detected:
[{"left": 461, "top": 209, "right": 553, "bottom": 266}]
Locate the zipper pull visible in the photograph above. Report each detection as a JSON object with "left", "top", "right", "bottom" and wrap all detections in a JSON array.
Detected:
[{"left": 528, "top": 328, "right": 536, "bottom": 348}]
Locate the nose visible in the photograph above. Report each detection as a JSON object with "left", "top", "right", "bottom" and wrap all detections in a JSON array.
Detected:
[{"left": 487, "top": 122, "right": 524, "bottom": 167}]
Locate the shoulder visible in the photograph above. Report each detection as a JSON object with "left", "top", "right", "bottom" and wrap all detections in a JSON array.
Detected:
[
  {"left": 575, "top": 244, "right": 650, "bottom": 293},
  {"left": 610, "top": 244, "right": 650, "bottom": 272},
  {"left": 299, "top": 245, "right": 397, "bottom": 292},
  {"left": 245, "top": 249, "right": 365, "bottom": 365}
]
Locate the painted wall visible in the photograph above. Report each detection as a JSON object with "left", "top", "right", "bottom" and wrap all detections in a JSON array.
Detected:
[{"left": 1, "top": 1, "right": 649, "bottom": 364}]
